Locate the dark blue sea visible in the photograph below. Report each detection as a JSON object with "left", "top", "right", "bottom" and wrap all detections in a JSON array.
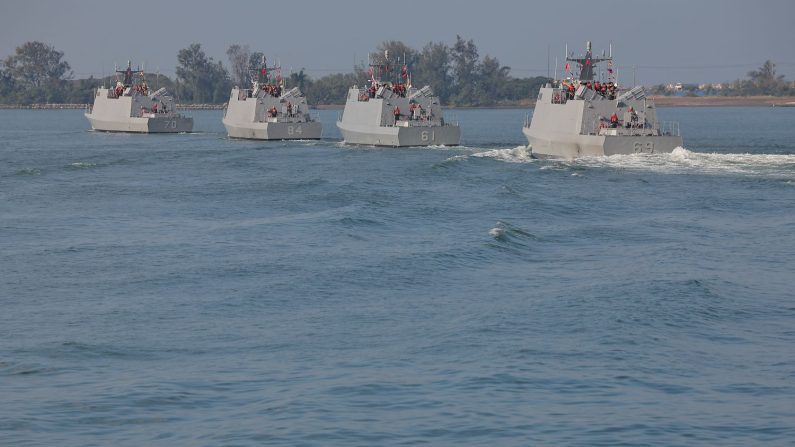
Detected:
[{"left": 1, "top": 107, "right": 794, "bottom": 446}]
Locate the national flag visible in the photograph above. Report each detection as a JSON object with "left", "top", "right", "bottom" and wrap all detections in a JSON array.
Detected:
[
  {"left": 586, "top": 60, "right": 590, "bottom": 66},
  {"left": 263, "top": 69, "right": 267, "bottom": 75},
  {"left": 564, "top": 62, "right": 569, "bottom": 71},
  {"left": 608, "top": 69, "right": 613, "bottom": 74}
]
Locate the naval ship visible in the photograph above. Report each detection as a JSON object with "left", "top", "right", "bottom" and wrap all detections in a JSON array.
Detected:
[
  {"left": 223, "top": 56, "right": 321, "bottom": 140},
  {"left": 337, "top": 51, "right": 460, "bottom": 147},
  {"left": 85, "top": 61, "right": 193, "bottom": 133},
  {"left": 523, "top": 42, "right": 682, "bottom": 159}
]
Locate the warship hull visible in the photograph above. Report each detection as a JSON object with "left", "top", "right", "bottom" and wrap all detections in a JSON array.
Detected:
[
  {"left": 86, "top": 114, "right": 193, "bottom": 133},
  {"left": 524, "top": 127, "right": 682, "bottom": 159},
  {"left": 223, "top": 85, "right": 320, "bottom": 140},
  {"left": 522, "top": 42, "right": 685, "bottom": 160},
  {"left": 338, "top": 122, "right": 460, "bottom": 147},
  {"left": 223, "top": 119, "right": 321, "bottom": 140}
]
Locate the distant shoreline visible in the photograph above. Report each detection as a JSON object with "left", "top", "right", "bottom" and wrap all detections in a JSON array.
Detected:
[
  {"left": 279, "top": 96, "right": 795, "bottom": 109},
  {"left": 2, "top": 96, "right": 794, "bottom": 110}
]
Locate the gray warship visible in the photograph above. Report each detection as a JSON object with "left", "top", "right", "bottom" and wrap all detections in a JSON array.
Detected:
[
  {"left": 337, "top": 51, "right": 460, "bottom": 147},
  {"left": 85, "top": 61, "right": 193, "bottom": 133},
  {"left": 223, "top": 56, "right": 321, "bottom": 140},
  {"left": 523, "top": 42, "right": 682, "bottom": 159}
]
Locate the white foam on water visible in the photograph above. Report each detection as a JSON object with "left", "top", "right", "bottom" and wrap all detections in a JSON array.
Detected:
[
  {"left": 444, "top": 154, "right": 469, "bottom": 162},
  {"left": 70, "top": 162, "right": 97, "bottom": 168},
  {"left": 549, "top": 147, "right": 795, "bottom": 179},
  {"left": 446, "top": 145, "right": 793, "bottom": 179},
  {"left": 670, "top": 146, "right": 690, "bottom": 159},
  {"left": 470, "top": 146, "right": 535, "bottom": 163}
]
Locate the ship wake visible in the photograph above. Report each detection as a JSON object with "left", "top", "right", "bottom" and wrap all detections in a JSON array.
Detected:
[
  {"left": 449, "top": 145, "right": 795, "bottom": 179},
  {"left": 444, "top": 146, "right": 535, "bottom": 163},
  {"left": 556, "top": 147, "right": 795, "bottom": 179}
]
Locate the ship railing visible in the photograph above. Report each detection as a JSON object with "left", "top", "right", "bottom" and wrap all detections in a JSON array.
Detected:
[
  {"left": 444, "top": 114, "right": 458, "bottom": 126},
  {"left": 524, "top": 112, "right": 531, "bottom": 127},
  {"left": 265, "top": 116, "right": 308, "bottom": 123},
  {"left": 85, "top": 104, "right": 92, "bottom": 114},
  {"left": 337, "top": 109, "right": 343, "bottom": 122},
  {"left": 658, "top": 121, "right": 680, "bottom": 137},
  {"left": 310, "top": 112, "right": 320, "bottom": 123},
  {"left": 589, "top": 120, "right": 681, "bottom": 137},
  {"left": 397, "top": 120, "right": 446, "bottom": 128}
]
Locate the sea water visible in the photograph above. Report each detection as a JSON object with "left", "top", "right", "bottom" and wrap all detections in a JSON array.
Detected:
[{"left": 1, "top": 107, "right": 794, "bottom": 446}]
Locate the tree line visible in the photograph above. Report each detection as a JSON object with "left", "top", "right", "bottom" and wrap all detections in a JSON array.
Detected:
[
  {"left": 647, "top": 60, "right": 794, "bottom": 96},
  {"left": 1, "top": 39, "right": 793, "bottom": 106},
  {"left": 164, "top": 37, "right": 552, "bottom": 107}
]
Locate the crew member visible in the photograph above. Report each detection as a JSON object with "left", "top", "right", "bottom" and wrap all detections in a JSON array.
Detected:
[
  {"left": 410, "top": 103, "right": 416, "bottom": 119},
  {"left": 628, "top": 107, "right": 638, "bottom": 127},
  {"left": 394, "top": 106, "right": 400, "bottom": 122},
  {"left": 610, "top": 113, "right": 618, "bottom": 128}
]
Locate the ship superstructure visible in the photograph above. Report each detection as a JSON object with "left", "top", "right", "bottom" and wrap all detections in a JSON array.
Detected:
[
  {"left": 85, "top": 61, "right": 193, "bottom": 133},
  {"left": 523, "top": 42, "right": 682, "bottom": 158},
  {"left": 337, "top": 51, "right": 460, "bottom": 147}
]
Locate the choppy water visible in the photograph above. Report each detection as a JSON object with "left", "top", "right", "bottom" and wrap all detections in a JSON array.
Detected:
[{"left": 1, "top": 107, "right": 794, "bottom": 446}]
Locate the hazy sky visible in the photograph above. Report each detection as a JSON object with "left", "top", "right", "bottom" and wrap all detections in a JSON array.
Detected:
[{"left": 2, "top": 0, "right": 793, "bottom": 86}]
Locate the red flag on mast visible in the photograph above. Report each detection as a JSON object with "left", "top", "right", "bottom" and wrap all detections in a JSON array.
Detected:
[{"left": 564, "top": 62, "right": 569, "bottom": 71}]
